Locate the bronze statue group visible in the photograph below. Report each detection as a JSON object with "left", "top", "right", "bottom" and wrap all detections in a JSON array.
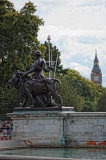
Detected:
[{"left": 9, "top": 50, "right": 63, "bottom": 108}]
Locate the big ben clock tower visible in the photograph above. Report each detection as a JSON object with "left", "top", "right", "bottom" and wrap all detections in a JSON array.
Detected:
[{"left": 91, "top": 51, "right": 102, "bottom": 85}]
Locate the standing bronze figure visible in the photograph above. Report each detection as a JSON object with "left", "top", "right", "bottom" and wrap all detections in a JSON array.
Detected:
[{"left": 24, "top": 50, "right": 53, "bottom": 79}]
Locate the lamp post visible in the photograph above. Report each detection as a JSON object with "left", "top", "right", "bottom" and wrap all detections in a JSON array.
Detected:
[
  {"left": 47, "top": 35, "right": 51, "bottom": 78},
  {"left": 54, "top": 54, "right": 58, "bottom": 78}
]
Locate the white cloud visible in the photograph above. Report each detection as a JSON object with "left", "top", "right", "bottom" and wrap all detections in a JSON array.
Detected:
[
  {"left": 38, "top": 25, "right": 106, "bottom": 60},
  {"left": 37, "top": 0, "right": 106, "bottom": 30},
  {"left": 69, "top": 62, "right": 91, "bottom": 77},
  {"left": 11, "top": 0, "right": 106, "bottom": 30}
]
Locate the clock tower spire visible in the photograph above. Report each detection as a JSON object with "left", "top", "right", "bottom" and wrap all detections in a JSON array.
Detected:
[{"left": 91, "top": 50, "right": 102, "bottom": 85}]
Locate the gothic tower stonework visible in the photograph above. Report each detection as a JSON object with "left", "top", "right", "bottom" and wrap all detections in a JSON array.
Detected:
[{"left": 91, "top": 51, "right": 102, "bottom": 85}]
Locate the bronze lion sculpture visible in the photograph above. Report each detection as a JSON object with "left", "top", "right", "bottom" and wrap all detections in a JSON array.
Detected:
[{"left": 8, "top": 70, "right": 63, "bottom": 108}]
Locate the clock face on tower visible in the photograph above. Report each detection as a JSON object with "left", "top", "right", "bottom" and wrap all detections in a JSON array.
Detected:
[{"left": 94, "top": 76, "right": 99, "bottom": 81}]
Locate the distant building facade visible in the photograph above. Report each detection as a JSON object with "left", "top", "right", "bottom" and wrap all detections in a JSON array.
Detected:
[{"left": 91, "top": 51, "right": 102, "bottom": 85}]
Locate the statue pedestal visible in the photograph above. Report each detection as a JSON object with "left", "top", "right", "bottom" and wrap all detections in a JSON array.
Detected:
[
  {"left": 9, "top": 107, "right": 74, "bottom": 148},
  {"left": 14, "top": 106, "right": 74, "bottom": 112},
  {"left": 9, "top": 110, "right": 106, "bottom": 148}
]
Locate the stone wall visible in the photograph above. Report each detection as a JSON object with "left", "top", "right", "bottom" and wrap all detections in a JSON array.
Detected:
[{"left": 9, "top": 112, "right": 106, "bottom": 148}]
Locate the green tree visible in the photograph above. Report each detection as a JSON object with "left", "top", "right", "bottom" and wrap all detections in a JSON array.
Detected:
[
  {"left": 96, "top": 89, "right": 106, "bottom": 112},
  {"left": 0, "top": 0, "right": 17, "bottom": 84},
  {"left": 80, "top": 101, "right": 96, "bottom": 112},
  {"left": 0, "top": 0, "right": 44, "bottom": 85},
  {"left": 58, "top": 76, "right": 84, "bottom": 111},
  {"left": 59, "top": 69, "right": 104, "bottom": 112},
  {"left": 0, "top": 84, "right": 21, "bottom": 114},
  {"left": 64, "top": 69, "right": 104, "bottom": 101}
]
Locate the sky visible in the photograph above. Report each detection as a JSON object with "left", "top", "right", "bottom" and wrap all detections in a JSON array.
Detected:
[{"left": 10, "top": 0, "right": 106, "bottom": 87}]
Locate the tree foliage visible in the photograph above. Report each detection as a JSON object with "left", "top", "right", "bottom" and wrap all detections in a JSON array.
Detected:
[
  {"left": 0, "top": 0, "right": 44, "bottom": 85},
  {"left": 96, "top": 88, "right": 106, "bottom": 112},
  {"left": 64, "top": 69, "right": 103, "bottom": 101},
  {"left": 58, "top": 76, "right": 85, "bottom": 111},
  {"left": 0, "top": 84, "right": 21, "bottom": 114},
  {"left": 58, "top": 69, "right": 104, "bottom": 112}
]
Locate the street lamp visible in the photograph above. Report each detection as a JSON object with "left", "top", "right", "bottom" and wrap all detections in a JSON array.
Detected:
[
  {"left": 54, "top": 54, "right": 58, "bottom": 78},
  {"left": 47, "top": 35, "right": 51, "bottom": 78}
]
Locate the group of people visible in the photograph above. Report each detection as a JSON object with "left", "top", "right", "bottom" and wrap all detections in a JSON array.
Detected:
[{"left": 0, "top": 120, "right": 13, "bottom": 140}]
